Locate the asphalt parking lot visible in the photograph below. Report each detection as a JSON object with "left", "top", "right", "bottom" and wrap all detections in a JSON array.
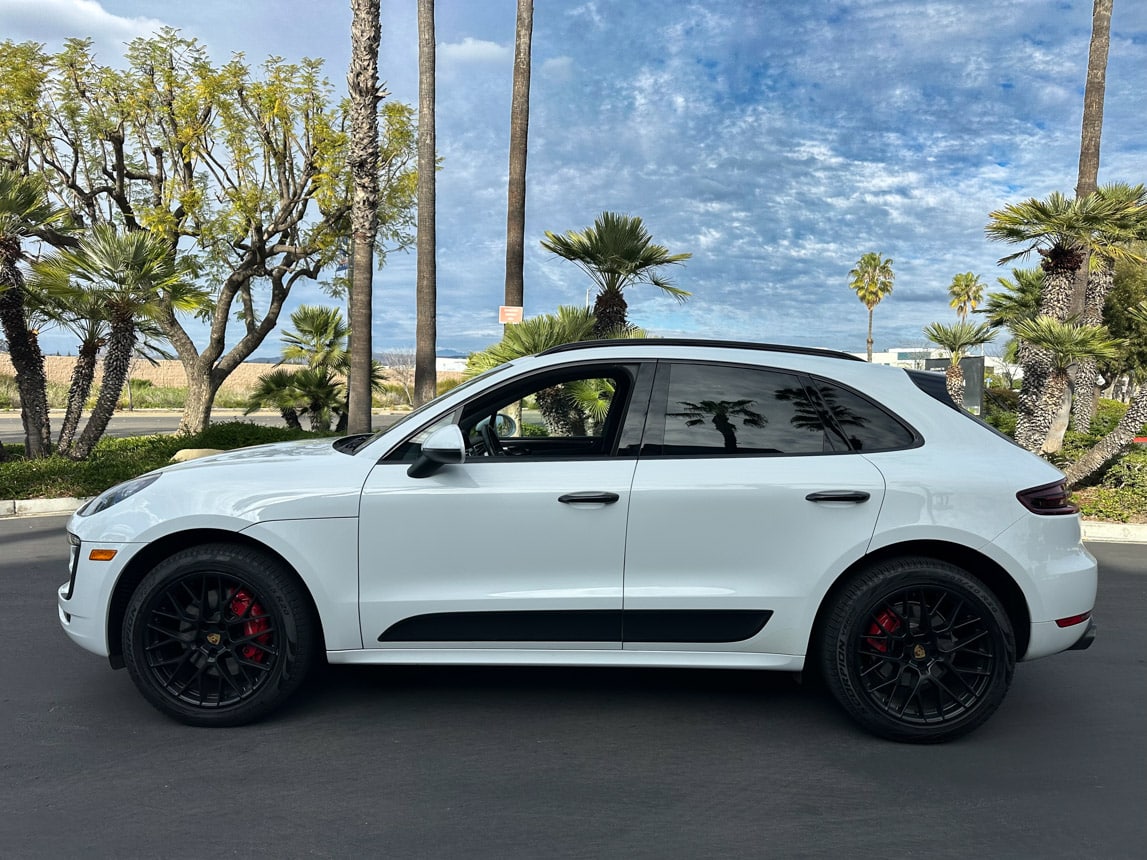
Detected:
[{"left": 1, "top": 516, "right": 1143, "bottom": 858}]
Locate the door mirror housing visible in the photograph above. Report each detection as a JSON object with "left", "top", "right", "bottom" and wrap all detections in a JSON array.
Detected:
[{"left": 407, "top": 424, "right": 466, "bottom": 478}]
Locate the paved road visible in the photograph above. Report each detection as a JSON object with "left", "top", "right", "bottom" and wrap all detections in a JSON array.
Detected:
[{"left": 1, "top": 518, "right": 1143, "bottom": 858}]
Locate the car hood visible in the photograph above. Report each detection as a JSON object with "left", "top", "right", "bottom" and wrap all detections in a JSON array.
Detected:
[
  {"left": 157, "top": 438, "right": 343, "bottom": 472},
  {"left": 70, "top": 437, "right": 374, "bottom": 543}
]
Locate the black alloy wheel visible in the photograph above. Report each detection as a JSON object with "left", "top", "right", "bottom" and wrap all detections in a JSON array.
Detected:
[
  {"left": 123, "top": 543, "right": 316, "bottom": 727},
  {"left": 820, "top": 558, "right": 1015, "bottom": 743}
]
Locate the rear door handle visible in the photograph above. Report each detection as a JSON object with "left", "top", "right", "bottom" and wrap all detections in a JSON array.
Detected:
[
  {"left": 805, "top": 490, "right": 871, "bottom": 503},
  {"left": 558, "top": 492, "right": 620, "bottom": 505}
]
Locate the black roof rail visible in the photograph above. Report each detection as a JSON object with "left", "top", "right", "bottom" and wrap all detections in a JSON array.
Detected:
[{"left": 537, "top": 338, "right": 864, "bottom": 362}]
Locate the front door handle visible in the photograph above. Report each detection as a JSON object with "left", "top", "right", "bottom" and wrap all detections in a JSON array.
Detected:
[
  {"left": 558, "top": 492, "right": 620, "bottom": 505},
  {"left": 805, "top": 490, "right": 871, "bottom": 503}
]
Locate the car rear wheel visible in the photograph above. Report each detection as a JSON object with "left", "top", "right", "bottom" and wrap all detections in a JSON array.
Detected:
[
  {"left": 820, "top": 557, "right": 1015, "bottom": 743},
  {"left": 123, "top": 543, "right": 316, "bottom": 727}
]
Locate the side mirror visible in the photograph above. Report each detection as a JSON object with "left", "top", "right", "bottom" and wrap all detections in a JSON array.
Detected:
[{"left": 406, "top": 424, "right": 466, "bottom": 478}]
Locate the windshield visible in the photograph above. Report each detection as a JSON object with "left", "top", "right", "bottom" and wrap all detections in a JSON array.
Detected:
[{"left": 341, "top": 361, "right": 518, "bottom": 453}]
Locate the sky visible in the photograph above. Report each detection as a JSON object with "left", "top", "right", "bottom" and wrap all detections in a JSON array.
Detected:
[{"left": 3, "top": 0, "right": 1146, "bottom": 359}]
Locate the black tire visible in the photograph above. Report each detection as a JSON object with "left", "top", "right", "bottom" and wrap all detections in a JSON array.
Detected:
[
  {"left": 820, "top": 557, "right": 1015, "bottom": 743},
  {"left": 123, "top": 542, "right": 317, "bottom": 727}
]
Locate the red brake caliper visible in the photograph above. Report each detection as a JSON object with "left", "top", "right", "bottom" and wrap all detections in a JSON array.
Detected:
[
  {"left": 866, "top": 609, "right": 900, "bottom": 653},
  {"left": 230, "top": 589, "right": 271, "bottom": 662}
]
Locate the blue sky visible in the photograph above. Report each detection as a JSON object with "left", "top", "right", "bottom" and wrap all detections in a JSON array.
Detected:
[{"left": 4, "top": 0, "right": 1146, "bottom": 358}]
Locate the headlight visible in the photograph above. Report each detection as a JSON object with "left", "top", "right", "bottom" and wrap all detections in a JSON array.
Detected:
[{"left": 76, "top": 474, "right": 161, "bottom": 517}]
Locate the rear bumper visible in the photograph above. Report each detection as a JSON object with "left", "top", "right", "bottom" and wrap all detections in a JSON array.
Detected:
[{"left": 1068, "top": 619, "right": 1097, "bottom": 651}]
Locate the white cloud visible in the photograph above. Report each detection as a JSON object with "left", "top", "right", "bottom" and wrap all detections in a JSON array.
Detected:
[
  {"left": 438, "top": 37, "right": 510, "bottom": 64},
  {"left": 0, "top": 0, "right": 166, "bottom": 59}
]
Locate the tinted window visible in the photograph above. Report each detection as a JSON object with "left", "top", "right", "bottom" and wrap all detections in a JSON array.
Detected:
[
  {"left": 812, "top": 379, "right": 916, "bottom": 451},
  {"left": 657, "top": 363, "right": 832, "bottom": 455}
]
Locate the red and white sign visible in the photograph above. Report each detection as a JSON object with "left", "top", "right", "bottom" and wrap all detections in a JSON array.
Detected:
[{"left": 499, "top": 305, "right": 524, "bottom": 324}]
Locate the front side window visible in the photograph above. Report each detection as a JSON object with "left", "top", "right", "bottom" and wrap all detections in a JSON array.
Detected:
[
  {"left": 651, "top": 363, "right": 833, "bottom": 456},
  {"left": 386, "top": 362, "right": 645, "bottom": 463},
  {"left": 458, "top": 363, "right": 638, "bottom": 459}
]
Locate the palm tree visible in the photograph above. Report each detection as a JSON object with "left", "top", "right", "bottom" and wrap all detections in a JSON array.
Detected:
[
  {"left": 245, "top": 368, "right": 306, "bottom": 430},
  {"left": 541, "top": 211, "right": 691, "bottom": 336},
  {"left": 346, "top": 0, "right": 382, "bottom": 434},
  {"left": 1011, "top": 316, "right": 1120, "bottom": 453},
  {"left": 670, "top": 399, "right": 766, "bottom": 452},
  {"left": 279, "top": 305, "right": 349, "bottom": 370},
  {"left": 847, "top": 252, "right": 894, "bottom": 362},
  {"left": 1072, "top": 184, "right": 1147, "bottom": 429},
  {"left": 503, "top": 0, "right": 534, "bottom": 316},
  {"left": 985, "top": 189, "right": 1140, "bottom": 321},
  {"left": 467, "top": 305, "right": 646, "bottom": 435},
  {"left": 48, "top": 289, "right": 107, "bottom": 451},
  {"left": 981, "top": 268, "right": 1043, "bottom": 330},
  {"left": 986, "top": 186, "right": 1144, "bottom": 450},
  {"left": 1065, "top": 301, "right": 1147, "bottom": 485},
  {"left": 0, "top": 169, "right": 65, "bottom": 457},
  {"left": 32, "top": 225, "right": 202, "bottom": 459},
  {"left": 948, "top": 272, "right": 985, "bottom": 321},
  {"left": 923, "top": 320, "right": 996, "bottom": 408},
  {"left": 414, "top": 0, "right": 438, "bottom": 406}
]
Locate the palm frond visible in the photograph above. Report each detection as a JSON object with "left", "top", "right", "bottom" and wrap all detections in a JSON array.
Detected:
[{"left": 1012, "top": 316, "right": 1121, "bottom": 370}]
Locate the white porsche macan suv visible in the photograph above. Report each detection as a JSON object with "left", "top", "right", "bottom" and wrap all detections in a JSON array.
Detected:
[{"left": 58, "top": 340, "right": 1097, "bottom": 742}]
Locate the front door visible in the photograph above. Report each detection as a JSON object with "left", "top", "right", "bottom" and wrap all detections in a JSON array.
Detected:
[{"left": 357, "top": 361, "right": 651, "bottom": 650}]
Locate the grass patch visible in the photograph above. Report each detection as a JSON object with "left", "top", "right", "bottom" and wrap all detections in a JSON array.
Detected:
[{"left": 0, "top": 422, "right": 329, "bottom": 500}]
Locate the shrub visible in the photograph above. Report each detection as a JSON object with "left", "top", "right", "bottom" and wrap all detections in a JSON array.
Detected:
[
  {"left": 0, "top": 374, "right": 17, "bottom": 409},
  {"left": 437, "top": 376, "right": 465, "bottom": 396},
  {"left": 983, "top": 387, "right": 1018, "bottom": 436}
]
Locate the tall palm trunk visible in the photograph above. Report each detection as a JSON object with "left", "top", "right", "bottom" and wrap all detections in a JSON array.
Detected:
[
  {"left": 592, "top": 286, "right": 627, "bottom": 337},
  {"left": 414, "top": 0, "right": 438, "bottom": 407},
  {"left": 504, "top": 0, "right": 534, "bottom": 315},
  {"left": 865, "top": 307, "right": 874, "bottom": 362},
  {"left": 57, "top": 338, "right": 100, "bottom": 453},
  {"left": 1071, "top": 257, "right": 1115, "bottom": 430},
  {"left": 1076, "top": 0, "right": 1111, "bottom": 202},
  {"left": 944, "top": 365, "right": 965, "bottom": 409},
  {"left": 69, "top": 320, "right": 136, "bottom": 460},
  {"left": 347, "top": 0, "right": 381, "bottom": 435},
  {"left": 0, "top": 270, "right": 51, "bottom": 457}
]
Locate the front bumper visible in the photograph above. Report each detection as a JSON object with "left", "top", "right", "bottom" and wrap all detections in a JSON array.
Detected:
[{"left": 57, "top": 536, "right": 142, "bottom": 660}]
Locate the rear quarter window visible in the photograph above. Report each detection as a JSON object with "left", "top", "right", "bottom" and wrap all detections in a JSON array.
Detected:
[{"left": 812, "top": 379, "right": 918, "bottom": 452}]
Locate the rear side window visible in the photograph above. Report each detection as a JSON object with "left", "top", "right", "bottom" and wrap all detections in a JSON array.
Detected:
[
  {"left": 652, "top": 363, "right": 833, "bottom": 455},
  {"left": 812, "top": 379, "right": 917, "bottom": 452}
]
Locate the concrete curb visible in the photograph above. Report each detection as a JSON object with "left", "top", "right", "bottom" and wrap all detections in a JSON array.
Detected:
[
  {"left": 2, "top": 497, "right": 90, "bottom": 518},
  {"left": 2, "top": 495, "right": 1145, "bottom": 543}
]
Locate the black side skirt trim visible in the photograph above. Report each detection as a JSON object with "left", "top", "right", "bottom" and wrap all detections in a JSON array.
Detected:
[{"left": 378, "top": 610, "right": 772, "bottom": 644}]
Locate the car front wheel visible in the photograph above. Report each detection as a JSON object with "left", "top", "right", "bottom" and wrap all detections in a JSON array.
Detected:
[
  {"left": 123, "top": 543, "right": 316, "bottom": 727},
  {"left": 820, "top": 557, "right": 1015, "bottom": 743}
]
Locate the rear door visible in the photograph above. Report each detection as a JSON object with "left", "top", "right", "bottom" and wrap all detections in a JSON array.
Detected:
[{"left": 621, "top": 360, "right": 887, "bottom": 657}]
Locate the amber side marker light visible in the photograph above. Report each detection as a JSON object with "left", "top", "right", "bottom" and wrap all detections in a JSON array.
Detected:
[{"left": 88, "top": 549, "right": 118, "bottom": 561}]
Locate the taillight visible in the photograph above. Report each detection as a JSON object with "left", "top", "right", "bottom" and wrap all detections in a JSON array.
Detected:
[{"left": 1017, "top": 479, "right": 1079, "bottom": 515}]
